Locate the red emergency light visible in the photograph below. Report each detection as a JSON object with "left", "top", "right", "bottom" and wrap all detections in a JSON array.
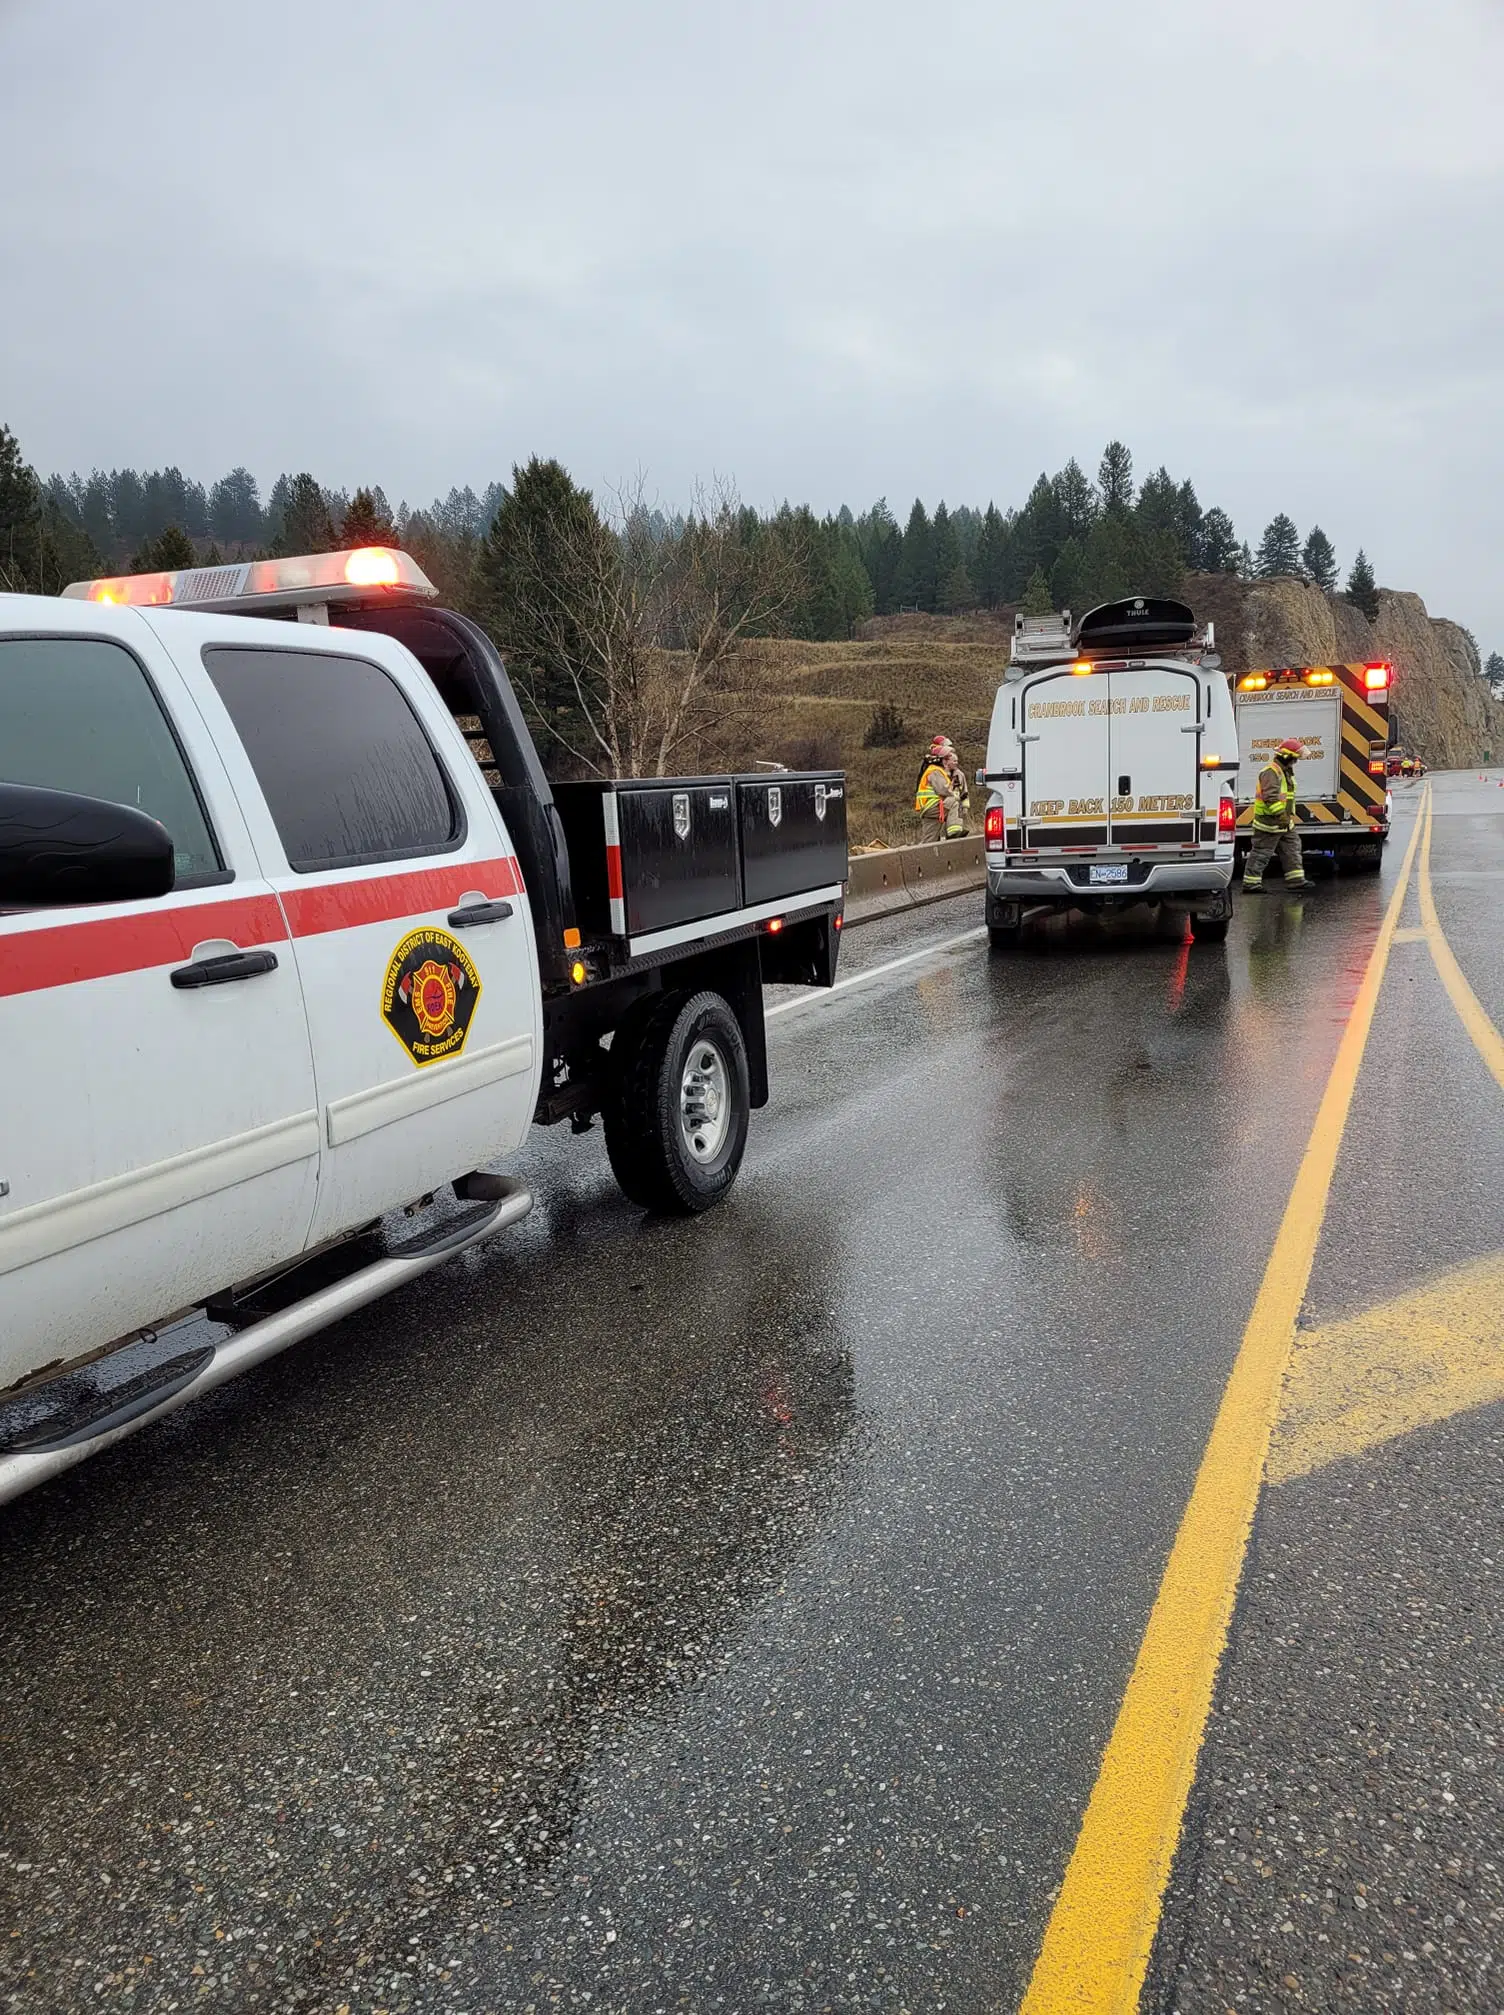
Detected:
[{"left": 1364, "top": 662, "right": 1391, "bottom": 692}]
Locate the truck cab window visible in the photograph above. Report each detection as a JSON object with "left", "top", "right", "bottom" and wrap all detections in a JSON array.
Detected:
[
  {"left": 204, "top": 645, "right": 462, "bottom": 872},
  {"left": 0, "top": 636, "right": 222, "bottom": 884}
]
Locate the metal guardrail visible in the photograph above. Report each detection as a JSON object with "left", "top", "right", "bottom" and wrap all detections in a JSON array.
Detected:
[{"left": 845, "top": 837, "right": 987, "bottom": 923}]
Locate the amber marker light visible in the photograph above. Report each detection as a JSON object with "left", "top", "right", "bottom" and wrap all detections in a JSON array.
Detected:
[
  {"left": 1071, "top": 660, "right": 1093, "bottom": 675},
  {"left": 570, "top": 960, "right": 587, "bottom": 985},
  {"left": 1240, "top": 674, "right": 1268, "bottom": 690}
]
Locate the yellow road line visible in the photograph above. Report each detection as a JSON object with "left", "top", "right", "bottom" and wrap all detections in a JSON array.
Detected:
[
  {"left": 1417, "top": 786, "right": 1504, "bottom": 1092},
  {"left": 1268, "top": 1249, "right": 1504, "bottom": 1484},
  {"left": 1018, "top": 798, "right": 1426, "bottom": 2015}
]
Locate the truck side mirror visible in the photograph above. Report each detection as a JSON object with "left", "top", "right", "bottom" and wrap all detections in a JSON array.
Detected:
[{"left": 0, "top": 782, "right": 176, "bottom": 907}]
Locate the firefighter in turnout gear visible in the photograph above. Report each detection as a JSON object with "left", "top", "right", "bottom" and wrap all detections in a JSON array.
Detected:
[
  {"left": 1242, "top": 737, "right": 1308, "bottom": 891},
  {"left": 914, "top": 735, "right": 970, "bottom": 838}
]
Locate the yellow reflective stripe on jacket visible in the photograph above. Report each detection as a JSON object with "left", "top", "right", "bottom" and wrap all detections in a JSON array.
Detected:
[
  {"left": 914, "top": 761, "right": 950, "bottom": 813},
  {"left": 1250, "top": 760, "right": 1295, "bottom": 829}
]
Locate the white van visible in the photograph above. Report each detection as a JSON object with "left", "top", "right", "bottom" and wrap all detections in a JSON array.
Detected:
[{"left": 979, "top": 598, "right": 1239, "bottom": 947}]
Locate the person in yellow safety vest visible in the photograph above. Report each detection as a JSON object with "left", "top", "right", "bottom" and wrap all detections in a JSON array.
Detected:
[
  {"left": 914, "top": 735, "right": 969, "bottom": 838},
  {"left": 1242, "top": 736, "right": 1308, "bottom": 891}
]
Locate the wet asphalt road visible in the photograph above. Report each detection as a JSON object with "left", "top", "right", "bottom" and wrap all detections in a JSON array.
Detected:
[{"left": 2, "top": 774, "right": 1500, "bottom": 2014}]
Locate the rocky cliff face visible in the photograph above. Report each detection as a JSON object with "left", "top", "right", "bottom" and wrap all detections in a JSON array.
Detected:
[{"left": 1185, "top": 573, "right": 1504, "bottom": 768}]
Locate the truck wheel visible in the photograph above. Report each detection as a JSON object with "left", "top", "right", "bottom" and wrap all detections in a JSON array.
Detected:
[
  {"left": 1192, "top": 914, "right": 1230, "bottom": 943},
  {"left": 988, "top": 923, "right": 1022, "bottom": 951},
  {"left": 604, "top": 990, "right": 750, "bottom": 1215}
]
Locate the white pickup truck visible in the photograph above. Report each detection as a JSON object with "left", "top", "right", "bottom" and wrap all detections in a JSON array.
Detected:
[{"left": 0, "top": 548, "right": 847, "bottom": 1503}]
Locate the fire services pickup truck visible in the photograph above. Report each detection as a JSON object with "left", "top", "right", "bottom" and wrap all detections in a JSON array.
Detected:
[{"left": 0, "top": 547, "right": 846, "bottom": 1503}]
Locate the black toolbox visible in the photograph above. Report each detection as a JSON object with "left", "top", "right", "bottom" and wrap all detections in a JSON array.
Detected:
[
  {"left": 735, "top": 772, "right": 848, "bottom": 906},
  {"left": 555, "top": 777, "right": 741, "bottom": 939}
]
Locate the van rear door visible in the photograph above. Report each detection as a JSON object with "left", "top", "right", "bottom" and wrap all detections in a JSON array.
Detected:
[
  {"left": 1107, "top": 664, "right": 1201, "bottom": 842},
  {"left": 1019, "top": 668, "right": 1110, "bottom": 846}
]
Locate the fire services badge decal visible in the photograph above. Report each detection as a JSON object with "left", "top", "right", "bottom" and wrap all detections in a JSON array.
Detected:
[{"left": 382, "top": 928, "right": 482, "bottom": 1067}]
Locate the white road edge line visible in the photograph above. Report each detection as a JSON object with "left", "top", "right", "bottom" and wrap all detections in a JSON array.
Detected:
[{"left": 766, "top": 926, "right": 988, "bottom": 1019}]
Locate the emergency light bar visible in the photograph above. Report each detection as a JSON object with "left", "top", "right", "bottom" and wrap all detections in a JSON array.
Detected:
[{"left": 62, "top": 547, "right": 438, "bottom": 616}]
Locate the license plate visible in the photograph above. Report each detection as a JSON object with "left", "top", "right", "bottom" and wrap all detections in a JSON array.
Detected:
[{"left": 1089, "top": 864, "right": 1129, "bottom": 884}]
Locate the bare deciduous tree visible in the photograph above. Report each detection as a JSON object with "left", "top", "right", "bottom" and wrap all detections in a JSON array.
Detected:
[{"left": 485, "top": 469, "right": 808, "bottom": 778}]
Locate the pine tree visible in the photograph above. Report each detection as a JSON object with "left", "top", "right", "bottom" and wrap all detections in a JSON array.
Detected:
[
  {"left": 892, "top": 499, "right": 935, "bottom": 611},
  {"left": 1175, "top": 481, "right": 1204, "bottom": 568},
  {"left": 1020, "top": 566, "right": 1054, "bottom": 617},
  {"left": 855, "top": 499, "right": 902, "bottom": 614},
  {"left": 1134, "top": 465, "right": 1180, "bottom": 540},
  {"left": 271, "top": 474, "right": 337, "bottom": 556},
  {"left": 131, "top": 525, "right": 196, "bottom": 573},
  {"left": 1485, "top": 651, "right": 1504, "bottom": 700},
  {"left": 1255, "top": 513, "right": 1302, "bottom": 578},
  {"left": 342, "top": 486, "right": 397, "bottom": 547},
  {"left": 208, "top": 468, "right": 264, "bottom": 547},
  {"left": 1238, "top": 541, "right": 1255, "bottom": 579},
  {"left": 472, "top": 457, "right": 612, "bottom": 763},
  {"left": 1199, "top": 506, "right": 1240, "bottom": 573},
  {"left": 973, "top": 503, "right": 1009, "bottom": 608},
  {"left": 937, "top": 561, "right": 975, "bottom": 613},
  {"left": 1301, "top": 526, "right": 1337, "bottom": 592},
  {"left": 1052, "top": 458, "right": 1098, "bottom": 542},
  {"left": 1049, "top": 537, "right": 1086, "bottom": 616},
  {"left": 0, "top": 421, "right": 42, "bottom": 589},
  {"left": 931, "top": 503, "right": 960, "bottom": 605},
  {"left": 1345, "top": 548, "right": 1379, "bottom": 621},
  {"left": 1097, "top": 441, "right": 1134, "bottom": 514},
  {"left": 1013, "top": 473, "right": 1064, "bottom": 586},
  {"left": 111, "top": 469, "right": 147, "bottom": 545}
]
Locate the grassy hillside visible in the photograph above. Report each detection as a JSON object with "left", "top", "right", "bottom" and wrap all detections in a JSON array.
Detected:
[{"left": 719, "top": 630, "right": 1009, "bottom": 845}]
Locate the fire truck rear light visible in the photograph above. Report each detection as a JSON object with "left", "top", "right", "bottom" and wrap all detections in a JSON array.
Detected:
[
  {"left": 985, "top": 806, "right": 1006, "bottom": 849},
  {"left": 1218, "top": 797, "right": 1237, "bottom": 836},
  {"left": 1364, "top": 662, "right": 1391, "bottom": 691},
  {"left": 1305, "top": 669, "right": 1335, "bottom": 685},
  {"left": 765, "top": 916, "right": 784, "bottom": 934},
  {"left": 1368, "top": 759, "right": 1385, "bottom": 775}
]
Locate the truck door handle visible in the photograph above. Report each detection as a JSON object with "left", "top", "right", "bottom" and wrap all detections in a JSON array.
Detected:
[
  {"left": 1118, "top": 775, "right": 1131, "bottom": 796},
  {"left": 170, "top": 948, "right": 280, "bottom": 989},
  {"left": 447, "top": 899, "right": 514, "bottom": 928}
]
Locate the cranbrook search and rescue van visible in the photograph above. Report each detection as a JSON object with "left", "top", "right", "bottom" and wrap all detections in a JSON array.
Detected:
[{"left": 979, "top": 597, "right": 1239, "bottom": 946}]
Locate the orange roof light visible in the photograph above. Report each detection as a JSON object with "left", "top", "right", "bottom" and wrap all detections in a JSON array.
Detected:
[
  {"left": 63, "top": 548, "right": 437, "bottom": 615},
  {"left": 1071, "top": 660, "right": 1093, "bottom": 675},
  {"left": 344, "top": 546, "right": 402, "bottom": 588},
  {"left": 1240, "top": 674, "right": 1268, "bottom": 690},
  {"left": 1305, "top": 669, "right": 1335, "bottom": 684}
]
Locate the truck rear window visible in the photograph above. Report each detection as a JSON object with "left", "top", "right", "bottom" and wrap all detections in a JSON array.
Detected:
[
  {"left": 0, "top": 636, "right": 223, "bottom": 884},
  {"left": 204, "top": 645, "right": 462, "bottom": 873}
]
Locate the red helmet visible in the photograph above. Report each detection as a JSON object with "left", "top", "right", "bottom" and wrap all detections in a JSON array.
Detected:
[
  {"left": 929, "top": 734, "right": 954, "bottom": 755},
  {"left": 1276, "top": 737, "right": 1304, "bottom": 756}
]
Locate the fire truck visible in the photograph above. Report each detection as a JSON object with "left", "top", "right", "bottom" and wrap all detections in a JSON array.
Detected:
[{"left": 1231, "top": 659, "right": 1392, "bottom": 870}]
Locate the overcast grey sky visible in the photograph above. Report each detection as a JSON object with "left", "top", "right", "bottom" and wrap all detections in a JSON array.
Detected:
[{"left": 3, "top": 0, "right": 1501, "bottom": 646}]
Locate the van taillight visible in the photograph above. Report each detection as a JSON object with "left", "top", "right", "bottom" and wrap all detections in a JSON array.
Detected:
[
  {"left": 1218, "top": 797, "right": 1236, "bottom": 837},
  {"left": 985, "top": 806, "right": 1006, "bottom": 850}
]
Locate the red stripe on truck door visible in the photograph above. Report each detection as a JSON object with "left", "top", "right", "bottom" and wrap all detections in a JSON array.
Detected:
[
  {"left": 278, "top": 857, "right": 525, "bottom": 937},
  {"left": 0, "top": 893, "right": 287, "bottom": 998}
]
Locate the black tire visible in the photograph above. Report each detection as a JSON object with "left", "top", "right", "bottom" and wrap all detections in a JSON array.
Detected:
[
  {"left": 988, "top": 924, "right": 1022, "bottom": 951},
  {"left": 1192, "top": 914, "right": 1230, "bottom": 943},
  {"left": 603, "top": 989, "right": 751, "bottom": 1215}
]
